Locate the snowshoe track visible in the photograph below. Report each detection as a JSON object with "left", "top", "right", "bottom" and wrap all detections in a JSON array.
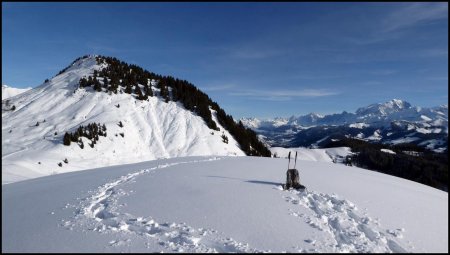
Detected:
[
  {"left": 284, "top": 188, "right": 409, "bottom": 253},
  {"left": 63, "top": 157, "right": 261, "bottom": 252}
]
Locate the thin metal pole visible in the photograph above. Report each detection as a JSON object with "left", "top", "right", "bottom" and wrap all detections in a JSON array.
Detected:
[
  {"left": 294, "top": 151, "right": 298, "bottom": 169},
  {"left": 288, "top": 151, "right": 291, "bottom": 169}
]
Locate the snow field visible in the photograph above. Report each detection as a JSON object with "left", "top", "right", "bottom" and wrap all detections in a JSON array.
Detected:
[
  {"left": 49, "top": 157, "right": 264, "bottom": 252},
  {"left": 4, "top": 156, "right": 445, "bottom": 252},
  {"left": 65, "top": 157, "right": 260, "bottom": 252},
  {"left": 283, "top": 188, "right": 407, "bottom": 252}
]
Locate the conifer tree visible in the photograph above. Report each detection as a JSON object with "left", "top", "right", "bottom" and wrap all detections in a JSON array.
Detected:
[
  {"left": 135, "top": 85, "right": 142, "bottom": 97},
  {"left": 145, "top": 85, "right": 153, "bottom": 97},
  {"left": 79, "top": 78, "right": 87, "bottom": 87},
  {"left": 93, "top": 78, "right": 101, "bottom": 92},
  {"left": 63, "top": 132, "right": 71, "bottom": 146},
  {"left": 125, "top": 84, "right": 132, "bottom": 94},
  {"left": 103, "top": 76, "right": 108, "bottom": 88}
]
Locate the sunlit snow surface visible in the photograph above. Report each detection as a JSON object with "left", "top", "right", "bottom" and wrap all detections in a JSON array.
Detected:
[
  {"left": 2, "top": 56, "right": 244, "bottom": 184},
  {"left": 2, "top": 156, "right": 447, "bottom": 252},
  {"left": 1, "top": 85, "right": 31, "bottom": 100}
]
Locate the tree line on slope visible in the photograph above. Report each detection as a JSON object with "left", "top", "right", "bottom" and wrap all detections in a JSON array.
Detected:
[
  {"left": 74, "top": 55, "right": 270, "bottom": 157},
  {"left": 63, "top": 122, "right": 107, "bottom": 149},
  {"left": 323, "top": 138, "right": 448, "bottom": 192}
]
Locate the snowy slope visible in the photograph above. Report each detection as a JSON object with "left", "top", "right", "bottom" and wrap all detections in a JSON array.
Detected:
[
  {"left": 1, "top": 84, "right": 32, "bottom": 100},
  {"left": 2, "top": 56, "right": 244, "bottom": 184},
  {"left": 2, "top": 156, "right": 447, "bottom": 252}
]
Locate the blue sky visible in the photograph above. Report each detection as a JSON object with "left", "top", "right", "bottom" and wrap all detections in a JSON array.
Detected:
[{"left": 2, "top": 2, "right": 448, "bottom": 119}]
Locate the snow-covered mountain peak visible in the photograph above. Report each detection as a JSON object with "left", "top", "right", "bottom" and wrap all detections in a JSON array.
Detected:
[
  {"left": 312, "top": 112, "right": 324, "bottom": 118},
  {"left": 272, "top": 117, "right": 289, "bottom": 127},
  {"left": 239, "top": 117, "right": 261, "bottom": 129},
  {"left": 285, "top": 113, "right": 324, "bottom": 127},
  {"left": 2, "top": 84, "right": 32, "bottom": 100},
  {"left": 3, "top": 55, "right": 272, "bottom": 184},
  {"left": 43, "top": 55, "right": 104, "bottom": 90},
  {"left": 63, "top": 55, "right": 99, "bottom": 73},
  {"left": 290, "top": 112, "right": 323, "bottom": 120},
  {"left": 391, "top": 98, "right": 410, "bottom": 108},
  {"left": 240, "top": 117, "right": 289, "bottom": 129},
  {"left": 387, "top": 99, "right": 412, "bottom": 112},
  {"left": 356, "top": 99, "right": 412, "bottom": 116}
]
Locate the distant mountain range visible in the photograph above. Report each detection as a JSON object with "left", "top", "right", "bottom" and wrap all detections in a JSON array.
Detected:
[{"left": 241, "top": 99, "right": 448, "bottom": 153}]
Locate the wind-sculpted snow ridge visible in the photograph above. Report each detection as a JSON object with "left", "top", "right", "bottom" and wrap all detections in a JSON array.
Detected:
[
  {"left": 281, "top": 187, "right": 409, "bottom": 253},
  {"left": 62, "top": 157, "right": 262, "bottom": 253}
]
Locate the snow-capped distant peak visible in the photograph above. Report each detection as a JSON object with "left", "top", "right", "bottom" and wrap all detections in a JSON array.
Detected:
[
  {"left": 2, "top": 84, "right": 32, "bottom": 100},
  {"left": 389, "top": 99, "right": 411, "bottom": 110},
  {"left": 240, "top": 117, "right": 262, "bottom": 129},
  {"left": 310, "top": 112, "right": 324, "bottom": 118},
  {"left": 272, "top": 117, "right": 289, "bottom": 127},
  {"left": 240, "top": 117, "right": 290, "bottom": 129},
  {"left": 356, "top": 99, "right": 412, "bottom": 116}
]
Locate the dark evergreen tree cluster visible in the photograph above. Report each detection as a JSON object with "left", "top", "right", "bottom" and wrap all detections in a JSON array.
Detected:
[
  {"left": 79, "top": 76, "right": 102, "bottom": 92},
  {"left": 221, "top": 133, "right": 229, "bottom": 144},
  {"left": 323, "top": 138, "right": 448, "bottom": 191},
  {"left": 82, "top": 56, "right": 155, "bottom": 98},
  {"left": 74, "top": 55, "right": 270, "bottom": 157},
  {"left": 63, "top": 123, "right": 107, "bottom": 148}
]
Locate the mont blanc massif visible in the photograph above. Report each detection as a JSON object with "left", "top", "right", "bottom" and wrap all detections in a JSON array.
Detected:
[
  {"left": 241, "top": 99, "right": 447, "bottom": 152},
  {"left": 2, "top": 55, "right": 448, "bottom": 253}
]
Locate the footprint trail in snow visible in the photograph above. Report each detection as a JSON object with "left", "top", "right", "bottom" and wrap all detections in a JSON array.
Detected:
[
  {"left": 282, "top": 187, "right": 410, "bottom": 253},
  {"left": 62, "top": 157, "right": 262, "bottom": 252}
]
